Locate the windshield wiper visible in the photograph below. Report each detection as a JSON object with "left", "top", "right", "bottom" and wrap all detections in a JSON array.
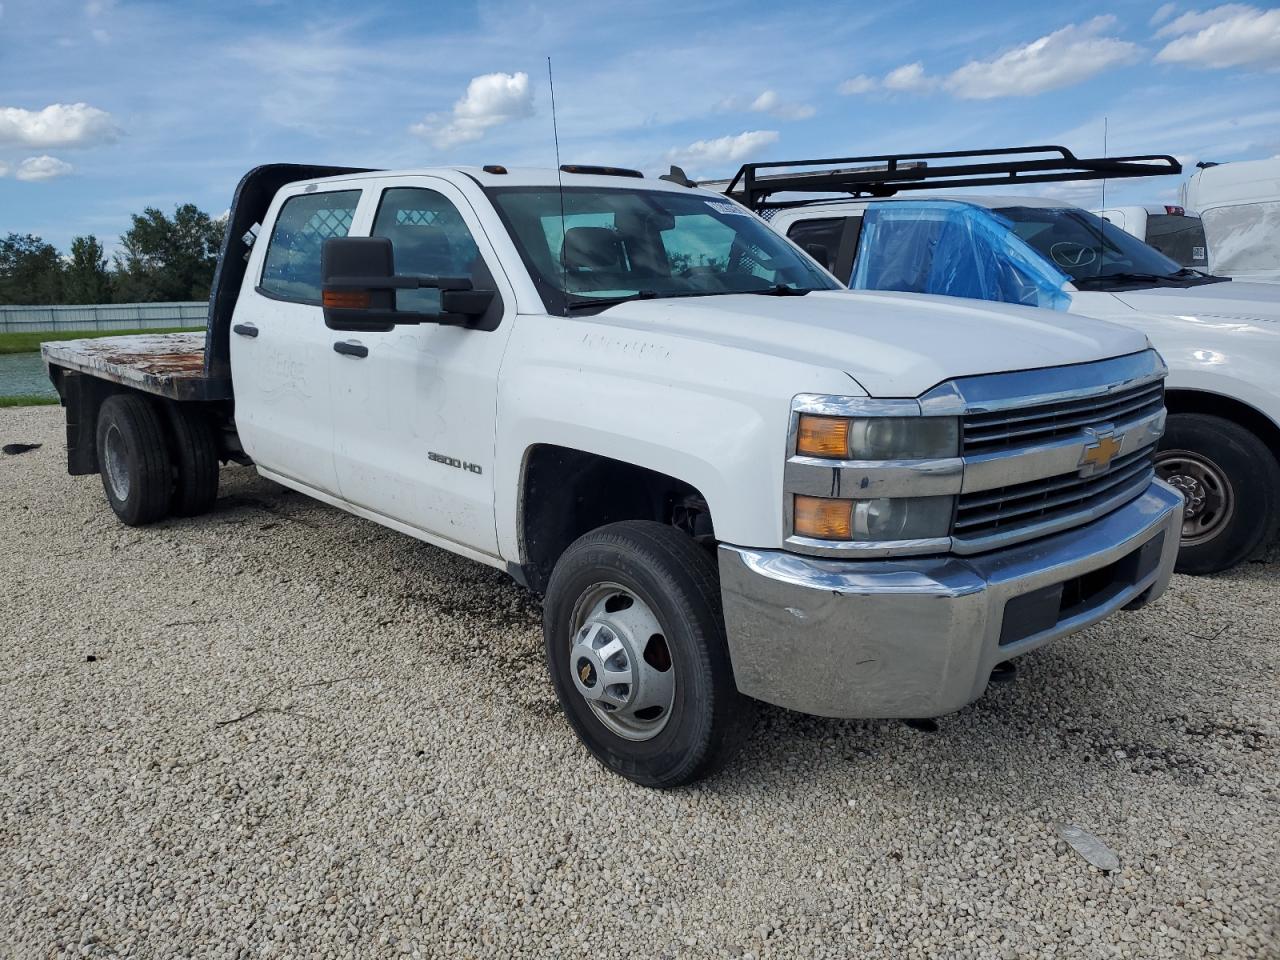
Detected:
[
  {"left": 1075, "top": 270, "right": 1228, "bottom": 289},
  {"left": 744, "top": 284, "right": 813, "bottom": 297},
  {"left": 1172, "top": 267, "right": 1231, "bottom": 283},
  {"left": 1074, "top": 272, "right": 1181, "bottom": 288},
  {"left": 564, "top": 291, "right": 660, "bottom": 312}
]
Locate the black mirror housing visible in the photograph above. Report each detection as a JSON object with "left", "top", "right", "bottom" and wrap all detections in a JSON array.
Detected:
[
  {"left": 321, "top": 236, "right": 500, "bottom": 332},
  {"left": 803, "top": 242, "right": 832, "bottom": 271},
  {"left": 322, "top": 237, "right": 397, "bottom": 332}
]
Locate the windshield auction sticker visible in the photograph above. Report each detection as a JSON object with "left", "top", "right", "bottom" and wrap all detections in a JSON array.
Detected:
[{"left": 706, "top": 200, "right": 752, "bottom": 217}]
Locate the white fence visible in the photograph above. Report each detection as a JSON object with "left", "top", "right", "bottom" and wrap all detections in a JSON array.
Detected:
[{"left": 0, "top": 302, "right": 207, "bottom": 334}]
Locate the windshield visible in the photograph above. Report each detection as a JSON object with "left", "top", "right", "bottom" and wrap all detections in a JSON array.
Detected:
[
  {"left": 486, "top": 186, "right": 838, "bottom": 313},
  {"left": 995, "top": 206, "right": 1184, "bottom": 283}
]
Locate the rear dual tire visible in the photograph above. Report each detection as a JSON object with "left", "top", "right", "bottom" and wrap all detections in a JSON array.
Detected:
[{"left": 95, "top": 393, "right": 220, "bottom": 526}]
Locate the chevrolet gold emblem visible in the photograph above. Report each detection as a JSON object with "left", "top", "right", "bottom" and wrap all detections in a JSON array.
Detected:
[
  {"left": 579, "top": 663, "right": 593, "bottom": 684},
  {"left": 1079, "top": 433, "right": 1123, "bottom": 474}
]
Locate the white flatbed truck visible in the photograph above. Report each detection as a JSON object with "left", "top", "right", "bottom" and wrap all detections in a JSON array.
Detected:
[{"left": 43, "top": 161, "right": 1182, "bottom": 786}]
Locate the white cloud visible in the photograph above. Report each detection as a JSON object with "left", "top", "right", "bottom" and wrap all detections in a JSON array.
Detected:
[
  {"left": 410, "top": 71, "right": 534, "bottom": 149},
  {"left": 666, "top": 130, "right": 779, "bottom": 168},
  {"left": 1151, "top": 2, "right": 1179, "bottom": 25},
  {"left": 882, "top": 62, "right": 936, "bottom": 92},
  {"left": 945, "top": 17, "right": 1142, "bottom": 99},
  {"left": 15, "top": 155, "right": 73, "bottom": 181},
  {"left": 1155, "top": 4, "right": 1280, "bottom": 68},
  {"left": 748, "top": 90, "right": 815, "bottom": 120},
  {"left": 0, "top": 102, "right": 119, "bottom": 148},
  {"left": 838, "top": 75, "right": 877, "bottom": 95},
  {"left": 0, "top": 161, "right": 8, "bottom": 177}
]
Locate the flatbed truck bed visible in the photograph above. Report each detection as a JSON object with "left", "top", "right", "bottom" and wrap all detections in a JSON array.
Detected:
[{"left": 41, "top": 332, "right": 231, "bottom": 402}]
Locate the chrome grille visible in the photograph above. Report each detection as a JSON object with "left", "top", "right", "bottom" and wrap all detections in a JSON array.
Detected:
[
  {"left": 955, "top": 446, "right": 1156, "bottom": 543},
  {"left": 962, "top": 381, "right": 1164, "bottom": 453}
]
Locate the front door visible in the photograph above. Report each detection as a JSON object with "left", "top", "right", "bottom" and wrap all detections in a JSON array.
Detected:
[
  {"left": 231, "top": 186, "right": 366, "bottom": 495},
  {"left": 329, "top": 177, "right": 517, "bottom": 557}
]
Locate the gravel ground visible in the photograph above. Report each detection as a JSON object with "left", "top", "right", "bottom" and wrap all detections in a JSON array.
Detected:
[{"left": 2, "top": 404, "right": 1277, "bottom": 960}]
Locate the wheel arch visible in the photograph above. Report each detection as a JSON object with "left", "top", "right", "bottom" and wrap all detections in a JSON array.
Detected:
[
  {"left": 1164, "top": 388, "right": 1280, "bottom": 461},
  {"left": 514, "top": 443, "right": 715, "bottom": 594}
]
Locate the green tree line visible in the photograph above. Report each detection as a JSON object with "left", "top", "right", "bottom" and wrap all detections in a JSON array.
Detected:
[{"left": 0, "top": 203, "right": 226, "bottom": 306}]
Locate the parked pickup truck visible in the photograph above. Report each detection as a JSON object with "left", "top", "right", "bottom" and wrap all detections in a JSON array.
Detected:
[
  {"left": 725, "top": 146, "right": 1280, "bottom": 574},
  {"left": 43, "top": 162, "right": 1183, "bottom": 787}
]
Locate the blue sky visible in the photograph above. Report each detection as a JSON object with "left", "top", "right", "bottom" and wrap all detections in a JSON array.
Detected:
[{"left": 1, "top": 0, "right": 1277, "bottom": 255}]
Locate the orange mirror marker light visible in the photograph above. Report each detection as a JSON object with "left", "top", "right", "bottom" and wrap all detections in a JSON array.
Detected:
[
  {"left": 796, "top": 414, "right": 851, "bottom": 458},
  {"left": 323, "top": 289, "right": 371, "bottom": 309}
]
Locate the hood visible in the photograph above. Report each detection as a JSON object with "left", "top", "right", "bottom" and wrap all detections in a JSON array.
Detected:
[
  {"left": 591, "top": 290, "right": 1149, "bottom": 398},
  {"left": 1111, "top": 281, "right": 1280, "bottom": 323}
]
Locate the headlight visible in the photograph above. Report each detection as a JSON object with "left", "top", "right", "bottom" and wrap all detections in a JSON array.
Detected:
[
  {"left": 794, "top": 494, "right": 954, "bottom": 542},
  {"left": 797, "top": 414, "right": 958, "bottom": 460}
]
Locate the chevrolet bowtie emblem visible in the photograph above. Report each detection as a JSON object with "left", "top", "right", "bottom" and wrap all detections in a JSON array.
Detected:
[{"left": 1079, "top": 432, "right": 1123, "bottom": 475}]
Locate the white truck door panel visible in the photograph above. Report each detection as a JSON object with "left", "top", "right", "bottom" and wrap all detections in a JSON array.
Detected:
[
  {"left": 330, "top": 177, "right": 516, "bottom": 556},
  {"left": 231, "top": 187, "right": 366, "bottom": 495}
]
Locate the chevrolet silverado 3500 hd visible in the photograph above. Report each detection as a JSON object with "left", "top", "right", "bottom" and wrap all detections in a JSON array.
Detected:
[{"left": 43, "top": 163, "right": 1183, "bottom": 786}]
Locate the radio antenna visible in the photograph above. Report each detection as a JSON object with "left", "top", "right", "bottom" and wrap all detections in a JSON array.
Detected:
[
  {"left": 548, "top": 56, "right": 568, "bottom": 317},
  {"left": 1098, "top": 116, "right": 1109, "bottom": 249}
]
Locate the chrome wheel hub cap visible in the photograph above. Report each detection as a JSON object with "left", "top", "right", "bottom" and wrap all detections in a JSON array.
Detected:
[
  {"left": 1156, "top": 450, "right": 1234, "bottom": 546},
  {"left": 103, "top": 424, "right": 130, "bottom": 501},
  {"left": 568, "top": 583, "right": 675, "bottom": 742}
]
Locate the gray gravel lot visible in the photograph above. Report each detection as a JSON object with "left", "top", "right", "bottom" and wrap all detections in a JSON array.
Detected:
[{"left": 2, "top": 404, "right": 1277, "bottom": 959}]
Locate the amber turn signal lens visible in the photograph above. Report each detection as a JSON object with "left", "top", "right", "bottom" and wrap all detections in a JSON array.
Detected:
[
  {"left": 796, "top": 415, "right": 851, "bottom": 458},
  {"left": 323, "top": 289, "right": 371, "bottom": 309},
  {"left": 794, "top": 495, "right": 853, "bottom": 540}
]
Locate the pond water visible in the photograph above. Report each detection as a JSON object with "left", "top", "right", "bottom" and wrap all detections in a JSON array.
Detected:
[{"left": 0, "top": 352, "right": 57, "bottom": 399}]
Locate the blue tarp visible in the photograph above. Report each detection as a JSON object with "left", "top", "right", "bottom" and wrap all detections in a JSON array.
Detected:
[{"left": 849, "top": 201, "right": 1073, "bottom": 311}]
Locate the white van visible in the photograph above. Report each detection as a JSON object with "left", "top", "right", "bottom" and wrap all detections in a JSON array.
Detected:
[{"left": 1182, "top": 158, "right": 1280, "bottom": 284}]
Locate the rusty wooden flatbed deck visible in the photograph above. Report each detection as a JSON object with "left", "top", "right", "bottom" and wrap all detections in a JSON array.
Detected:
[{"left": 41, "top": 332, "right": 232, "bottom": 402}]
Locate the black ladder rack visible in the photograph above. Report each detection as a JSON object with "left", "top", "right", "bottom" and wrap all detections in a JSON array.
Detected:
[{"left": 721, "top": 145, "right": 1181, "bottom": 212}]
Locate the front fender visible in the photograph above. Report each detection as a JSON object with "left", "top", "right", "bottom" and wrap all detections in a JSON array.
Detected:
[
  {"left": 1153, "top": 329, "right": 1280, "bottom": 430},
  {"left": 493, "top": 314, "right": 857, "bottom": 564}
]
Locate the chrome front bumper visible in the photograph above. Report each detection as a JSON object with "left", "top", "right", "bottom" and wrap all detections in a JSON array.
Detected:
[{"left": 718, "top": 479, "right": 1183, "bottom": 719}]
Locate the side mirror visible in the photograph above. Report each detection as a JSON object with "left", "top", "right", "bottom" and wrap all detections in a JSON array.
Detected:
[
  {"left": 803, "top": 242, "right": 832, "bottom": 271},
  {"left": 321, "top": 236, "right": 497, "bottom": 332}
]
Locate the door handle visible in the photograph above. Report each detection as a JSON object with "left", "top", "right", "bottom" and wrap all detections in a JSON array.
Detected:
[
  {"left": 233, "top": 323, "right": 259, "bottom": 338},
  {"left": 333, "top": 340, "right": 369, "bottom": 358}
]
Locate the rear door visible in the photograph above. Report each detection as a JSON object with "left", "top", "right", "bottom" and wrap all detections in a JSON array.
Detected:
[
  {"left": 328, "top": 175, "right": 517, "bottom": 557},
  {"left": 231, "top": 184, "right": 368, "bottom": 495}
]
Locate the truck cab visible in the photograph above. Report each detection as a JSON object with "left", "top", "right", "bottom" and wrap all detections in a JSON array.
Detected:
[{"left": 43, "top": 162, "right": 1183, "bottom": 786}]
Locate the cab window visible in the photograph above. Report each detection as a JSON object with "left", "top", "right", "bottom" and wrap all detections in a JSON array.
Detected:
[
  {"left": 786, "top": 218, "right": 843, "bottom": 273},
  {"left": 259, "top": 190, "right": 361, "bottom": 303},
  {"left": 372, "top": 187, "right": 483, "bottom": 314}
]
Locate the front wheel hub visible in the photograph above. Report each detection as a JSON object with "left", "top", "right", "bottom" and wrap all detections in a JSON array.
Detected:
[
  {"left": 1156, "top": 449, "right": 1235, "bottom": 546},
  {"left": 568, "top": 584, "right": 675, "bottom": 742}
]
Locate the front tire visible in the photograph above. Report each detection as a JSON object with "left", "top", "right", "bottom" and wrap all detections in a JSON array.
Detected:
[
  {"left": 543, "top": 521, "right": 755, "bottom": 788},
  {"left": 1156, "top": 413, "right": 1280, "bottom": 574},
  {"left": 95, "top": 393, "right": 173, "bottom": 526}
]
